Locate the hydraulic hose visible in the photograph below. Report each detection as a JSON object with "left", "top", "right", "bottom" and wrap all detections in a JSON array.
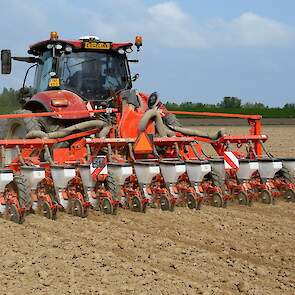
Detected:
[
  {"left": 167, "top": 124, "right": 225, "bottom": 140},
  {"left": 25, "top": 120, "right": 108, "bottom": 139},
  {"left": 139, "top": 109, "right": 175, "bottom": 137}
]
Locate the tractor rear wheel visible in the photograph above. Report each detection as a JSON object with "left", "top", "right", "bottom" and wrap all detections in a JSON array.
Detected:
[{"left": 0, "top": 110, "right": 41, "bottom": 139}]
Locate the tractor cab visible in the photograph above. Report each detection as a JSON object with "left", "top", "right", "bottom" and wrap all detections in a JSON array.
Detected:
[
  {"left": 1, "top": 32, "right": 142, "bottom": 114},
  {"left": 31, "top": 33, "right": 134, "bottom": 101}
]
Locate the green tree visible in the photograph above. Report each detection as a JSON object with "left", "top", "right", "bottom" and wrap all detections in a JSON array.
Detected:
[{"left": 219, "top": 97, "right": 242, "bottom": 108}]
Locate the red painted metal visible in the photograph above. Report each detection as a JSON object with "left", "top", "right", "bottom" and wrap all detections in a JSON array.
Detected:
[
  {"left": 29, "top": 39, "right": 133, "bottom": 52},
  {"left": 29, "top": 90, "right": 90, "bottom": 119},
  {"left": 170, "top": 110, "right": 261, "bottom": 120}
]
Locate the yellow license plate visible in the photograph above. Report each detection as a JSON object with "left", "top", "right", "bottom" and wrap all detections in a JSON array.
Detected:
[
  {"left": 84, "top": 42, "right": 111, "bottom": 50},
  {"left": 48, "top": 78, "right": 60, "bottom": 87}
]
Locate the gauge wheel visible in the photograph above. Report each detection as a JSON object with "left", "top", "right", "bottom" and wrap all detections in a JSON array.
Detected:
[
  {"left": 196, "top": 198, "right": 202, "bottom": 210},
  {"left": 132, "top": 196, "right": 142, "bottom": 212},
  {"left": 42, "top": 201, "right": 53, "bottom": 220},
  {"left": 142, "top": 201, "right": 148, "bottom": 213},
  {"left": 261, "top": 189, "right": 273, "bottom": 204},
  {"left": 82, "top": 205, "right": 89, "bottom": 218},
  {"left": 160, "top": 195, "right": 171, "bottom": 211},
  {"left": 9, "top": 204, "right": 23, "bottom": 224},
  {"left": 284, "top": 189, "right": 295, "bottom": 202},
  {"left": 211, "top": 192, "right": 224, "bottom": 208},
  {"left": 237, "top": 191, "right": 249, "bottom": 206},
  {"left": 102, "top": 198, "right": 114, "bottom": 215},
  {"left": 52, "top": 204, "right": 58, "bottom": 220},
  {"left": 72, "top": 199, "right": 84, "bottom": 217},
  {"left": 187, "top": 193, "right": 196, "bottom": 210}
]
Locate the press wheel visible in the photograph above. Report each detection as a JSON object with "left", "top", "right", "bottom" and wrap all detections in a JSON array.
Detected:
[
  {"left": 131, "top": 196, "right": 142, "bottom": 212},
  {"left": 142, "top": 201, "right": 148, "bottom": 213},
  {"left": 102, "top": 198, "right": 114, "bottom": 215},
  {"left": 42, "top": 201, "right": 53, "bottom": 220},
  {"left": 187, "top": 193, "right": 196, "bottom": 210},
  {"left": 72, "top": 199, "right": 84, "bottom": 217},
  {"left": 9, "top": 204, "right": 23, "bottom": 224},
  {"left": 284, "top": 189, "right": 295, "bottom": 202},
  {"left": 237, "top": 191, "right": 249, "bottom": 205},
  {"left": 160, "top": 195, "right": 171, "bottom": 211},
  {"left": 261, "top": 189, "right": 273, "bottom": 204},
  {"left": 211, "top": 192, "right": 224, "bottom": 208}
]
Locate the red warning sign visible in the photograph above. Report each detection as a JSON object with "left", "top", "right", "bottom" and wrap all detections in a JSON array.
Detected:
[{"left": 224, "top": 151, "right": 239, "bottom": 170}]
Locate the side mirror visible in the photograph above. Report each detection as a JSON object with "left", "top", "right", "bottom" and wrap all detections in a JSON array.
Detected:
[{"left": 1, "top": 50, "right": 11, "bottom": 74}]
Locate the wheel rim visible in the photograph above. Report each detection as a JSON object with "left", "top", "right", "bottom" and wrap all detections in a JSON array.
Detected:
[
  {"left": 43, "top": 201, "right": 53, "bottom": 219},
  {"left": 160, "top": 195, "right": 170, "bottom": 211},
  {"left": 72, "top": 199, "right": 83, "bottom": 217},
  {"left": 132, "top": 196, "right": 142, "bottom": 212},
  {"left": 261, "top": 190, "right": 272, "bottom": 204},
  {"left": 10, "top": 204, "right": 21, "bottom": 224},
  {"left": 102, "top": 198, "right": 113, "bottom": 214},
  {"left": 212, "top": 193, "right": 223, "bottom": 207},
  {"left": 187, "top": 194, "right": 196, "bottom": 210}
]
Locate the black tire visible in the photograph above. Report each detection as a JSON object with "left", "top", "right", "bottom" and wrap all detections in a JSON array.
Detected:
[
  {"left": 42, "top": 201, "right": 53, "bottom": 220},
  {"left": 261, "top": 189, "right": 273, "bottom": 204},
  {"left": 284, "top": 189, "right": 295, "bottom": 202},
  {"left": 187, "top": 193, "right": 196, "bottom": 209},
  {"left": 13, "top": 174, "right": 31, "bottom": 210},
  {"left": 38, "top": 116, "right": 64, "bottom": 133},
  {"left": 102, "top": 198, "right": 114, "bottom": 214},
  {"left": 105, "top": 171, "right": 120, "bottom": 201},
  {"left": 160, "top": 195, "right": 172, "bottom": 211},
  {"left": 211, "top": 192, "right": 224, "bottom": 207},
  {"left": 0, "top": 110, "right": 41, "bottom": 139},
  {"left": 237, "top": 191, "right": 249, "bottom": 205},
  {"left": 72, "top": 199, "right": 83, "bottom": 217},
  {"left": 131, "top": 196, "right": 142, "bottom": 212},
  {"left": 9, "top": 204, "right": 22, "bottom": 224}
]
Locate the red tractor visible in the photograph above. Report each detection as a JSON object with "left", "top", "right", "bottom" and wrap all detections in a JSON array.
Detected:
[{"left": 0, "top": 32, "right": 293, "bottom": 223}]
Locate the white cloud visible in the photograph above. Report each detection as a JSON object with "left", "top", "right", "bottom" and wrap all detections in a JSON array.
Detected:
[
  {"left": 210, "top": 12, "right": 294, "bottom": 47},
  {"left": 147, "top": 2, "right": 186, "bottom": 21}
]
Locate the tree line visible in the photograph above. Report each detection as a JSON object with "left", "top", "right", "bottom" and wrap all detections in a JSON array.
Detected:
[{"left": 165, "top": 96, "right": 295, "bottom": 110}]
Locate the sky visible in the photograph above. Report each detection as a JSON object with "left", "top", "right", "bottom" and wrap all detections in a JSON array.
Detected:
[{"left": 0, "top": 0, "right": 295, "bottom": 106}]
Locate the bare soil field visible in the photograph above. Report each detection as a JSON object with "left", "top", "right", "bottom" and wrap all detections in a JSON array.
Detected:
[{"left": 1, "top": 125, "right": 295, "bottom": 295}]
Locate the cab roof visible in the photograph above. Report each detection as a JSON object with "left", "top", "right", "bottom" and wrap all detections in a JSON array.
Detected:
[{"left": 28, "top": 38, "right": 133, "bottom": 56}]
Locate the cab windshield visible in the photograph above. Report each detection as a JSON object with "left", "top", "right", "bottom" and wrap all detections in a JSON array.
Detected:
[{"left": 58, "top": 51, "right": 130, "bottom": 100}]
